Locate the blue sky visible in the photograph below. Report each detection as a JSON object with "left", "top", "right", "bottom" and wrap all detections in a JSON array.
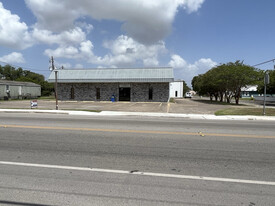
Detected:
[{"left": 0, "top": 0, "right": 275, "bottom": 86}]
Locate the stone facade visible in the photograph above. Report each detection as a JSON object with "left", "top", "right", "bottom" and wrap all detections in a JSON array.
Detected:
[{"left": 57, "top": 83, "right": 169, "bottom": 102}]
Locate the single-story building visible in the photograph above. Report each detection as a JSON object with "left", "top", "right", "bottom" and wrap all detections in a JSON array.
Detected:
[
  {"left": 0, "top": 80, "right": 41, "bottom": 100},
  {"left": 241, "top": 85, "right": 259, "bottom": 97},
  {"left": 169, "top": 81, "right": 183, "bottom": 98},
  {"left": 48, "top": 67, "right": 174, "bottom": 102}
]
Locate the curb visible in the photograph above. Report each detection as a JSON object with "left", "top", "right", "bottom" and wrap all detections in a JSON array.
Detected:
[{"left": 1, "top": 109, "right": 275, "bottom": 121}]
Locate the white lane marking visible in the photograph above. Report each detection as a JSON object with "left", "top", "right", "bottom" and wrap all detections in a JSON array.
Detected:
[{"left": 0, "top": 161, "right": 274, "bottom": 186}]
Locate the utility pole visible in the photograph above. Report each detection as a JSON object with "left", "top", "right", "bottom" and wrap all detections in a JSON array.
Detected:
[
  {"left": 263, "top": 72, "right": 269, "bottom": 116},
  {"left": 51, "top": 56, "right": 59, "bottom": 110}
]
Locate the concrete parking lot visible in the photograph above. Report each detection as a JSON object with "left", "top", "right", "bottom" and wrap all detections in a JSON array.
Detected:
[{"left": 0, "top": 97, "right": 241, "bottom": 114}]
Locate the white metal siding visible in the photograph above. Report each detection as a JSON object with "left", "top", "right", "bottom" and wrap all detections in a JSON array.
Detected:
[
  {"left": 169, "top": 82, "right": 183, "bottom": 98},
  {"left": 0, "top": 85, "right": 5, "bottom": 99}
]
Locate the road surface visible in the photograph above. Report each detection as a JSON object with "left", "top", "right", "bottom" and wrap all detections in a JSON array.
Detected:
[{"left": 0, "top": 113, "right": 274, "bottom": 205}]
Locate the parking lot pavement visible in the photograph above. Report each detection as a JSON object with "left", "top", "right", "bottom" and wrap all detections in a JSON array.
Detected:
[
  {"left": 0, "top": 97, "right": 238, "bottom": 114},
  {"left": 170, "top": 98, "right": 235, "bottom": 114}
]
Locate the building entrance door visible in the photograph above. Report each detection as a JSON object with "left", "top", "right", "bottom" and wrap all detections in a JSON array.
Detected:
[{"left": 119, "top": 87, "right": 131, "bottom": 101}]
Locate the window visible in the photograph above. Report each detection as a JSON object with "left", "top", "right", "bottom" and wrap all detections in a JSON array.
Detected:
[
  {"left": 70, "top": 87, "right": 75, "bottom": 99},
  {"left": 175, "top": 91, "right": 178, "bottom": 97},
  {"left": 149, "top": 87, "right": 153, "bottom": 100},
  {"left": 6, "top": 85, "right": 10, "bottom": 91},
  {"left": 96, "top": 88, "right": 100, "bottom": 100}
]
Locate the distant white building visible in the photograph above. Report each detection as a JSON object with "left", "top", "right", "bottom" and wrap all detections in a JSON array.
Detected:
[
  {"left": 169, "top": 81, "right": 183, "bottom": 98},
  {"left": 240, "top": 85, "right": 259, "bottom": 97}
]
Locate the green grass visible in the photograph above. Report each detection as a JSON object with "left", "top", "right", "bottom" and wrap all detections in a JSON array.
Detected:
[
  {"left": 193, "top": 99, "right": 245, "bottom": 106},
  {"left": 38, "top": 96, "right": 55, "bottom": 100},
  {"left": 215, "top": 108, "right": 275, "bottom": 116},
  {"left": 240, "top": 97, "right": 254, "bottom": 101},
  {"left": 169, "top": 98, "right": 175, "bottom": 103}
]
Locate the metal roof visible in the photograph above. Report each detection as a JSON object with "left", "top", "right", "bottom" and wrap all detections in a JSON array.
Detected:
[
  {"left": 0, "top": 80, "right": 40, "bottom": 87},
  {"left": 48, "top": 67, "right": 174, "bottom": 83}
]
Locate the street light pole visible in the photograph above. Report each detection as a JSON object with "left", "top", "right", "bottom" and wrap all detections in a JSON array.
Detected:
[
  {"left": 55, "top": 70, "right": 59, "bottom": 110},
  {"left": 263, "top": 72, "right": 269, "bottom": 116},
  {"left": 51, "top": 56, "right": 58, "bottom": 110},
  {"left": 263, "top": 81, "right": 266, "bottom": 116}
]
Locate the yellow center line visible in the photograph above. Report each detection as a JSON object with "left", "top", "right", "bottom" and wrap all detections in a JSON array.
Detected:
[{"left": 1, "top": 124, "right": 275, "bottom": 139}]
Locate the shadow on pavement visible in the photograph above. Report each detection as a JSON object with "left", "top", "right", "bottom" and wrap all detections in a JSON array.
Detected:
[{"left": 0, "top": 200, "right": 55, "bottom": 206}]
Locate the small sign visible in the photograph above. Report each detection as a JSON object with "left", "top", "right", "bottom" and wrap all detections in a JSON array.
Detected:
[
  {"left": 264, "top": 73, "right": 270, "bottom": 85},
  {"left": 30, "top": 100, "right": 38, "bottom": 109}
]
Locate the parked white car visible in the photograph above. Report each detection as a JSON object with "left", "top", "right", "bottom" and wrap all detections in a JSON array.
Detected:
[{"left": 184, "top": 92, "right": 192, "bottom": 98}]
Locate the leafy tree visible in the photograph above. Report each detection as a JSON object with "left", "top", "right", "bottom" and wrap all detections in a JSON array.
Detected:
[
  {"left": 225, "top": 61, "right": 261, "bottom": 104},
  {"left": 191, "top": 75, "right": 201, "bottom": 94},
  {"left": 182, "top": 80, "right": 190, "bottom": 95},
  {"left": 192, "top": 75, "right": 205, "bottom": 96},
  {"left": 192, "top": 70, "right": 221, "bottom": 101},
  {"left": 192, "top": 61, "right": 261, "bottom": 104},
  {"left": 41, "top": 81, "right": 54, "bottom": 96},
  {"left": 2, "top": 65, "right": 13, "bottom": 80}
]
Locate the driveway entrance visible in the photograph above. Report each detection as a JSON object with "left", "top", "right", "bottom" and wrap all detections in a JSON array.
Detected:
[{"left": 119, "top": 87, "right": 131, "bottom": 101}]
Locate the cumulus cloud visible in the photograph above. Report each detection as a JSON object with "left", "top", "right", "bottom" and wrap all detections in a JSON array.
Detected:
[
  {"left": 0, "top": 2, "right": 93, "bottom": 50},
  {"left": 44, "top": 35, "right": 166, "bottom": 68},
  {"left": 98, "top": 35, "right": 166, "bottom": 67},
  {"left": 44, "top": 40, "right": 95, "bottom": 60},
  {"left": 25, "top": 0, "right": 205, "bottom": 44},
  {"left": 1, "top": 0, "right": 207, "bottom": 72},
  {"left": 169, "top": 54, "right": 217, "bottom": 86},
  {"left": 168, "top": 54, "right": 188, "bottom": 68},
  {"left": 180, "top": 0, "right": 205, "bottom": 13},
  {"left": 0, "top": 52, "right": 25, "bottom": 64},
  {"left": 32, "top": 27, "right": 87, "bottom": 46},
  {"left": 75, "top": 64, "right": 84, "bottom": 68},
  {"left": 0, "top": 2, "right": 33, "bottom": 49}
]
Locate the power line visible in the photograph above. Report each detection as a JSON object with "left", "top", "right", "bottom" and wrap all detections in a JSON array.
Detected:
[{"left": 252, "top": 58, "right": 275, "bottom": 67}]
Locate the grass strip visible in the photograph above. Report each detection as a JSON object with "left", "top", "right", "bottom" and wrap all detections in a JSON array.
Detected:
[{"left": 215, "top": 107, "right": 275, "bottom": 116}]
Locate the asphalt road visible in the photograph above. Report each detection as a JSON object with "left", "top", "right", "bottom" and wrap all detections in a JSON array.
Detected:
[{"left": 0, "top": 113, "right": 274, "bottom": 205}]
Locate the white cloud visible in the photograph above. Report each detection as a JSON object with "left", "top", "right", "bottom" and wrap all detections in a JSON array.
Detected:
[
  {"left": 143, "top": 58, "right": 159, "bottom": 67},
  {"left": 98, "top": 35, "right": 166, "bottom": 67},
  {"left": 44, "top": 45, "right": 80, "bottom": 59},
  {"left": 179, "top": 0, "right": 205, "bottom": 13},
  {"left": 44, "top": 40, "right": 95, "bottom": 60},
  {"left": 75, "top": 22, "right": 93, "bottom": 33},
  {"left": 25, "top": 0, "right": 205, "bottom": 44},
  {"left": 75, "top": 63, "right": 84, "bottom": 68},
  {"left": 169, "top": 54, "right": 217, "bottom": 85},
  {"left": 169, "top": 54, "right": 188, "bottom": 68},
  {"left": 0, "top": 2, "right": 33, "bottom": 49},
  {"left": 32, "top": 27, "right": 87, "bottom": 46},
  {"left": 44, "top": 35, "right": 166, "bottom": 68},
  {"left": 54, "top": 62, "right": 72, "bottom": 69},
  {"left": 0, "top": 52, "right": 25, "bottom": 64},
  {"left": 193, "top": 58, "right": 217, "bottom": 73},
  {"left": 0, "top": 0, "right": 206, "bottom": 72}
]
